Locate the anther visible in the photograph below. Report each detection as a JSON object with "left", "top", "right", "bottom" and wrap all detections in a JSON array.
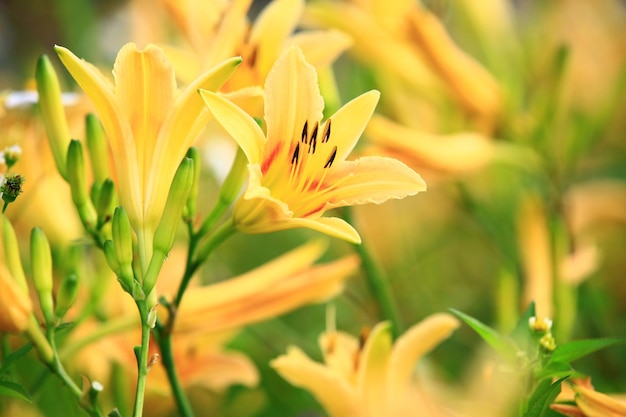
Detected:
[
  {"left": 322, "top": 119, "right": 331, "bottom": 143},
  {"left": 309, "top": 122, "right": 318, "bottom": 154},
  {"left": 291, "top": 143, "right": 300, "bottom": 164},
  {"left": 301, "top": 121, "right": 308, "bottom": 144},
  {"left": 324, "top": 146, "right": 337, "bottom": 168}
]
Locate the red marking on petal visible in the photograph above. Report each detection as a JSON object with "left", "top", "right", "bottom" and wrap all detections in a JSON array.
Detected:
[{"left": 261, "top": 143, "right": 282, "bottom": 174}]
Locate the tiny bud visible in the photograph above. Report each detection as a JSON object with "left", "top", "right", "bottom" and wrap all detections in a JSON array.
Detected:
[
  {"left": 1, "top": 173, "right": 25, "bottom": 204},
  {"left": 30, "top": 227, "right": 55, "bottom": 324},
  {"left": 2, "top": 144, "right": 22, "bottom": 169},
  {"left": 184, "top": 147, "right": 201, "bottom": 220},
  {"left": 529, "top": 316, "right": 553, "bottom": 334},
  {"left": 67, "top": 140, "right": 98, "bottom": 228},
  {"left": 539, "top": 334, "right": 557, "bottom": 352},
  {"left": 147, "top": 304, "right": 158, "bottom": 329},
  {"left": 36, "top": 54, "right": 71, "bottom": 180},
  {"left": 55, "top": 273, "right": 79, "bottom": 319},
  {"left": 85, "top": 114, "right": 110, "bottom": 184}
]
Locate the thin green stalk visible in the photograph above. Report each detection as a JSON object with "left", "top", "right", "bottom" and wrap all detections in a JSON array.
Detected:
[{"left": 132, "top": 302, "right": 151, "bottom": 417}]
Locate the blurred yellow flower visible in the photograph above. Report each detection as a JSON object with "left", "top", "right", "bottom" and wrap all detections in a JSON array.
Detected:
[
  {"left": 0, "top": 263, "right": 32, "bottom": 333},
  {"left": 271, "top": 313, "right": 459, "bottom": 417},
  {"left": 174, "top": 239, "right": 359, "bottom": 334},
  {"left": 552, "top": 377, "right": 626, "bottom": 417},
  {"left": 54, "top": 43, "right": 241, "bottom": 241},
  {"left": 200, "top": 46, "right": 426, "bottom": 243}
]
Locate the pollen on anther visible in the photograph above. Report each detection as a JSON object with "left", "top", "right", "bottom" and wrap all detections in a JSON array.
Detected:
[
  {"left": 309, "top": 122, "right": 318, "bottom": 154},
  {"left": 324, "top": 146, "right": 337, "bottom": 168},
  {"left": 301, "top": 121, "right": 308, "bottom": 144},
  {"left": 322, "top": 119, "right": 331, "bottom": 143},
  {"left": 291, "top": 143, "right": 300, "bottom": 164}
]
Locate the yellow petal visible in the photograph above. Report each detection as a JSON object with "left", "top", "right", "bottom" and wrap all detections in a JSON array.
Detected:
[
  {"left": 287, "top": 30, "right": 352, "bottom": 70},
  {"left": 328, "top": 90, "right": 380, "bottom": 162},
  {"left": 264, "top": 46, "right": 324, "bottom": 163},
  {"left": 281, "top": 217, "right": 362, "bottom": 244},
  {"left": 357, "top": 322, "right": 393, "bottom": 416},
  {"left": 387, "top": 313, "right": 460, "bottom": 403},
  {"left": 249, "top": 0, "right": 305, "bottom": 77},
  {"left": 320, "top": 330, "right": 360, "bottom": 382},
  {"left": 0, "top": 265, "right": 32, "bottom": 333},
  {"left": 322, "top": 156, "right": 426, "bottom": 209},
  {"left": 199, "top": 89, "right": 265, "bottom": 163},
  {"left": 271, "top": 346, "right": 363, "bottom": 417}
]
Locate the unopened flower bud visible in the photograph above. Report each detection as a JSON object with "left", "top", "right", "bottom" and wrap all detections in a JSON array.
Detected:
[
  {"left": 95, "top": 178, "right": 116, "bottom": 227},
  {"left": 539, "top": 334, "right": 557, "bottom": 352},
  {"left": 67, "top": 140, "right": 98, "bottom": 229},
  {"left": 529, "top": 316, "right": 553, "bottom": 334},
  {"left": 30, "top": 227, "right": 55, "bottom": 324},
  {"left": 219, "top": 147, "right": 247, "bottom": 208},
  {"left": 36, "top": 54, "right": 71, "bottom": 180},
  {"left": 184, "top": 147, "right": 201, "bottom": 220},
  {"left": 85, "top": 114, "right": 110, "bottom": 184},
  {"left": 143, "top": 157, "right": 194, "bottom": 294},
  {"left": 55, "top": 273, "right": 79, "bottom": 319},
  {"left": 0, "top": 264, "right": 32, "bottom": 333},
  {"left": 1, "top": 173, "right": 25, "bottom": 204},
  {"left": 112, "top": 207, "right": 133, "bottom": 266},
  {"left": 2, "top": 144, "right": 22, "bottom": 169},
  {"left": 1, "top": 215, "right": 28, "bottom": 292}
]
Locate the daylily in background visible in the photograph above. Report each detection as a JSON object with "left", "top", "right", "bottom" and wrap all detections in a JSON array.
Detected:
[
  {"left": 271, "top": 313, "right": 460, "bottom": 417},
  {"left": 0, "top": 263, "right": 31, "bottom": 333},
  {"left": 201, "top": 46, "right": 426, "bottom": 244},
  {"left": 54, "top": 42, "right": 241, "bottom": 252},
  {"left": 552, "top": 377, "right": 626, "bottom": 417}
]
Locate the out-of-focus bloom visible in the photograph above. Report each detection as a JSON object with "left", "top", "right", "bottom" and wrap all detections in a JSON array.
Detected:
[
  {"left": 552, "top": 377, "right": 626, "bottom": 417},
  {"left": 517, "top": 194, "right": 553, "bottom": 320},
  {"left": 201, "top": 46, "right": 426, "bottom": 243},
  {"left": 158, "top": 0, "right": 351, "bottom": 92},
  {"left": 271, "top": 313, "right": 459, "bottom": 417},
  {"left": 0, "top": 91, "right": 83, "bottom": 244},
  {"left": 174, "top": 239, "right": 359, "bottom": 334},
  {"left": 54, "top": 43, "right": 241, "bottom": 238},
  {"left": 304, "top": 0, "right": 501, "bottom": 131},
  {"left": 0, "top": 263, "right": 32, "bottom": 333}
]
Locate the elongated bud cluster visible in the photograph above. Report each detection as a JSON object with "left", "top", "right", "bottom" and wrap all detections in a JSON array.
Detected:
[
  {"left": 143, "top": 157, "right": 194, "bottom": 295},
  {"left": 30, "top": 227, "right": 55, "bottom": 325},
  {"left": 184, "top": 147, "right": 201, "bottom": 221},
  {"left": 67, "top": 140, "right": 98, "bottom": 229},
  {"left": 108, "top": 207, "right": 140, "bottom": 297},
  {"left": 36, "top": 54, "right": 71, "bottom": 180}
]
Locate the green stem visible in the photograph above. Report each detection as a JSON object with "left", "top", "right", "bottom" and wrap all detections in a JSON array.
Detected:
[{"left": 132, "top": 302, "right": 152, "bottom": 417}]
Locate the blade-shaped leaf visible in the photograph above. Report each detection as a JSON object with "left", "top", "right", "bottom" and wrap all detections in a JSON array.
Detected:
[
  {"left": 549, "top": 338, "right": 626, "bottom": 365},
  {"left": 0, "top": 380, "right": 32, "bottom": 402},
  {"left": 523, "top": 376, "right": 569, "bottom": 417},
  {"left": 0, "top": 344, "right": 32, "bottom": 376},
  {"left": 510, "top": 302, "right": 536, "bottom": 345},
  {"left": 449, "top": 308, "right": 518, "bottom": 359}
]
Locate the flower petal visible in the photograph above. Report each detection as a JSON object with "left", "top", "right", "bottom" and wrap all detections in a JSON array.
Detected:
[
  {"left": 357, "top": 322, "right": 393, "bottom": 417},
  {"left": 271, "top": 346, "right": 363, "bottom": 417},
  {"left": 249, "top": 0, "right": 305, "bottom": 77},
  {"left": 284, "top": 217, "right": 362, "bottom": 244},
  {"left": 387, "top": 313, "right": 459, "bottom": 403},
  {"left": 287, "top": 30, "right": 352, "bottom": 70},
  {"left": 328, "top": 90, "right": 380, "bottom": 163},
  {"left": 264, "top": 46, "right": 324, "bottom": 167},
  {"left": 199, "top": 89, "right": 265, "bottom": 163},
  {"left": 321, "top": 156, "right": 426, "bottom": 209}
]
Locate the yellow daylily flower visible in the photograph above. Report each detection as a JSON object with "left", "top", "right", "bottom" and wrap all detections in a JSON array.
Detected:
[
  {"left": 0, "top": 263, "right": 32, "bottom": 333},
  {"left": 271, "top": 313, "right": 460, "bottom": 417},
  {"left": 54, "top": 42, "right": 242, "bottom": 240},
  {"left": 200, "top": 46, "right": 426, "bottom": 243},
  {"left": 174, "top": 239, "right": 359, "bottom": 334},
  {"left": 552, "top": 377, "right": 626, "bottom": 417}
]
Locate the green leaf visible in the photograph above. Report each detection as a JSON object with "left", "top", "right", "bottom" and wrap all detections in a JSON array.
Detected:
[
  {"left": 0, "top": 343, "right": 32, "bottom": 376},
  {"left": 510, "top": 302, "right": 536, "bottom": 345},
  {"left": 534, "top": 361, "right": 572, "bottom": 381},
  {"left": 548, "top": 338, "right": 626, "bottom": 365},
  {"left": 0, "top": 380, "right": 32, "bottom": 402},
  {"left": 523, "top": 376, "right": 568, "bottom": 417},
  {"left": 449, "top": 308, "right": 517, "bottom": 359}
]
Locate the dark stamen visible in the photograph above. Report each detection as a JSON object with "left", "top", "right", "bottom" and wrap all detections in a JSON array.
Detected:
[
  {"left": 324, "top": 146, "right": 337, "bottom": 168},
  {"left": 309, "top": 122, "right": 318, "bottom": 154},
  {"left": 322, "top": 119, "right": 331, "bottom": 143},
  {"left": 291, "top": 143, "right": 300, "bottom": 164},
  {"left": 301, "top": 121, "right": 308, "bottom": 144}
]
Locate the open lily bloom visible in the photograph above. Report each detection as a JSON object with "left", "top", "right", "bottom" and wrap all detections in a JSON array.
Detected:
[
  {"left": 200, "top": 46, "right": 426, "bottom": 243},
  {"left": 271, "top": 313, "right": 460, "bottom": 417},
  {"left": 54, "top": 43, "right": 241, "bottom": 239}
]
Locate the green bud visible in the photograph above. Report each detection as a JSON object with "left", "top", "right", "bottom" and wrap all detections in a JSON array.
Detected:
[
  {"left": 95, "top": 179, "right": 116, "bottom": 228},
  {"left": 30, "top": 227, "right": 55, "bottom": 324},
  {"left": 220, "top": 147, "right": 247, "bottom": 207},
  {"left": 143, "top": 157, "right": 194, "bottom": 294},
  {"left": 1, "top": 215, "right": 28, "bottom": 293},
  {"left": 85, "top": 114, "right": 110, "bottom": 184},
  {"left": 1, "top": 173, "right": 25, "bottom": 204},
  {"left": 112, "top": 207, "right": 133, "bottom": 266},
  {"left": 36, "top": 54, "right": 71, "bottom": 180},
  {"left": 55, "top": 273, "right": 79, "bottom": 318},
  {"left": 103, "top": 240, "right": 120, "bottom": 274},
  {"left": 184, "top": 147, "right": 201, "bottom": 221},
  {"left": 67, "top": 140, "right": 98, "bottom": 229}
]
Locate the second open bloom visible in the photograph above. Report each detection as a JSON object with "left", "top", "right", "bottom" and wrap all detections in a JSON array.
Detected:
[{"left": 201, "top": 46, "right": 426, "bottom": 243}]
